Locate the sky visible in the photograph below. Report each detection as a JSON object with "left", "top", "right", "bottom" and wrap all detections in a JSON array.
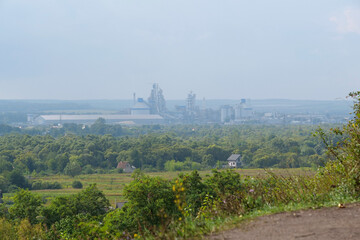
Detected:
[{"left": 0, "top": 0, "right": 359, "bottom": 100}]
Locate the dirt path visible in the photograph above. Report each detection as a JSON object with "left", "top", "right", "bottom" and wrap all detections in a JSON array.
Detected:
[{"left": 207, "top": 203, "right": 360, "bottom": 240}]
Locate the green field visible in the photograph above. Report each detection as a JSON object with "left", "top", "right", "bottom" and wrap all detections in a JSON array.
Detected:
[{"left": 5, "top": 168, "right": 314, "bottom": 207}]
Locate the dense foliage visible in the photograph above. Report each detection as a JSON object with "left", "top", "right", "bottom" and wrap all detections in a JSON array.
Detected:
[
  {"left": 0, "top": 124, "right": 328, "bottom": 192},
  {"left": 316, "top": 91, "right": 360, "bottom": 192}
]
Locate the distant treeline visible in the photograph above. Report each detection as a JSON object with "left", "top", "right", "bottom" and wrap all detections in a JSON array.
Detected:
[
  {"left": 0, "top": 113, "right": 27, "bottom": 124},
  {"left": 0, "top": 118, "right": 124, "bottom": 136},
  {"left": 0, "top": 123, "right": 335, "bottom": 192}
]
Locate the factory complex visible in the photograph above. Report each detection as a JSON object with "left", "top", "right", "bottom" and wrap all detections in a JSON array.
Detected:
[{"left": 28, "top": 83, "right": 345, "bottom": 126}]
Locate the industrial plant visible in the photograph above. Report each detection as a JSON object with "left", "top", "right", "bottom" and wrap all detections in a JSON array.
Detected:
[{"left": 25, "top": 83, "right": 349, "bottom": 127}]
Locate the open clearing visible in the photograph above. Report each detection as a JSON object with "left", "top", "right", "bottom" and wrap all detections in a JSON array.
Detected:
[
  {"left": 5, "top": 168, "right": 313, "bottom": 206},
  {"left": 208, "top": 203, "right": 360, "bottom": 240}
]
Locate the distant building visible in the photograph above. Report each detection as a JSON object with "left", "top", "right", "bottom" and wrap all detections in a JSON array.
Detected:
[
  {"left": 131, "top": 98, "right": 150, "bottom": 115},
  {"left": 227, "top": 154, "right": 241, "bottom": 168},
  {"left": 32, "top": 114, "right": 164, "bottom": 125},
  {"left": 116, "top": 161, "right": 136, "bottom": 173},
  {"left": 234, "top": 99, "right": 253, "bottom": 120},
  {"left": 148, "top": 83, "right": 166, "bottom": 114},
  {"left": 220, "top": 105, "right": 233, "bottom": 123},
  {"left": 186, "top": 92, "right": 196, "bottom": 114}
]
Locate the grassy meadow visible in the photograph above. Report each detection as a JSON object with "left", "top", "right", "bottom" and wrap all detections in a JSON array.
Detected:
[{"left": 5, "top": 168, "right": 314, "bottom": 207}]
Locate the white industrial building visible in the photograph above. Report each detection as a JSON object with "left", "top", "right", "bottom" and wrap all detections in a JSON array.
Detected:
[
  {"left": 130, "top": 98, "right": 151, "bottom": 115},
  {"left": 33, "top": 114, "right": 164, "bottom": 125}
]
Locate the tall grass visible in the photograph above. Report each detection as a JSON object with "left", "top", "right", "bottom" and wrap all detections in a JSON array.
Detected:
[{"left": 141, "top": 167, "right": 357, "bottom": 239}]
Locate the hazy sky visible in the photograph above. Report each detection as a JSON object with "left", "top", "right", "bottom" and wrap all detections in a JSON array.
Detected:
[{"left": 0, "top": 0, "right": 359, "bottom": 100}]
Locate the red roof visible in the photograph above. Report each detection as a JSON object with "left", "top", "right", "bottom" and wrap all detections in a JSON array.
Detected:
[{"left": 116, "top": 161, "right": 130, "bottom": 169}]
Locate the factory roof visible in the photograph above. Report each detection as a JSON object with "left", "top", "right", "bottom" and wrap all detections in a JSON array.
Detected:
[
  {"left": 132, "top": 101, "right": 150, "bottom": 110},
  {"left": 37, "top": 114, "right": 163, "bottom": 121}
]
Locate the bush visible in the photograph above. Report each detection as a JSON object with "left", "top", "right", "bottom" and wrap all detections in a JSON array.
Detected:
[
  {"left": 72, "top": 180, "right": 83, "bottom": 189},
  {"left": 7, "top": 170, "right": 28, "bottom": 189},
  {"left": 316, "top": 91, "right": 360, "bottom": 192},
  {"left": 82, "top": 165, "right": 94, "bottom": 174},
  {"left": 42, "top": 184, "right": 109, "bottom": 227},
  {"left": 31, "top": 181, "right": 62, "bottom": 190},
  {"left": 178, "top": 170, "right": 209, "bottom": 216},
  {"left": 104, "top": 175, "right": 179, "bottom": 234}
]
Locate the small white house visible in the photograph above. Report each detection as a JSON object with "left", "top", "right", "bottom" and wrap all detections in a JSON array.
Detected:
[{"left": 227, "top": 154, "right": 241, "bottom": 168}]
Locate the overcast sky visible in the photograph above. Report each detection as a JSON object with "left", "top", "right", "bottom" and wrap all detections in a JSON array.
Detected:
[{"left": 0, "top": 0, "right": 359, "bottom": 100}]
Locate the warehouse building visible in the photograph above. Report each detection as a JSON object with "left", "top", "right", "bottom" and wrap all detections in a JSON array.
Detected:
[{"left": 33, "top": 114, "right": 164, "bottom": 125}]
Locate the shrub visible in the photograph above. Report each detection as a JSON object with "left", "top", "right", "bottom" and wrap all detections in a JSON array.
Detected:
[
  {"left": 105, "top": 175, "right": 179, "bottom": 234},
  {"left": 42, "top": 184, "right": 109, "bottom": 227},
  {"left": 31, "top": 181, "right": 62, "bottom": 190},
  {"left": 82, "top": 165, "right": 94, "bottom": 174},
  {"left": 0, "top": 218, "right": 17, "bottom": 240},
  {"left": 177, "top": 170, "right": 209, "bottom": 216},
  {"left": 7, "top": 170, "right": 28, "bottom": 189},
  {"left": 316, "top": 91, "right": 360, "bottom": 192},
  {"left": 72, "top": 180, "right": 83, "bottom": 189}
]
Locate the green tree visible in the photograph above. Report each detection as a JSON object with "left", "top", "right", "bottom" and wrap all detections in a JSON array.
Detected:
[
  {"left": 121, "top": 175, "right": 179, "bottom": 232},
  {"left": 10, "top": 189, "right": 43, "bottom": 224},
  {"left": 64, "top": 160, "right": 82, "bottom": 177},
  {"left": 91, "top": 118, "right": 106, "bottom": 135},
  {"left": 42, "top": 184, "right": 109, "bottom": 227},
  {"left": 7, "top": 170, "right": 28, "bottom": 189},
  {"left": 202, "top": 154, "right": 216, "bottom": 167}
]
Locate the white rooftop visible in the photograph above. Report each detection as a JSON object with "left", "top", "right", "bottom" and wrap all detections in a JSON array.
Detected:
[{"left": 38, "top": 114, "right": 163, "bottom": 121}]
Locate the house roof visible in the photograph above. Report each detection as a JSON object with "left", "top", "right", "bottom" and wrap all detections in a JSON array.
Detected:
[
  {"left": 227, "top": 154, "right": 241, "bottom": 161},
  {"left": 116, "top": 161, "right": 130, "bottom": 169}
]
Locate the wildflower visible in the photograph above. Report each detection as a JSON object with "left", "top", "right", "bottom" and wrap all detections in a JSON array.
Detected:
[
  {"left": 178, "top": 217, "right": 182, "bottom": 221},
  {"left": 181, "top": 187, "right": 185, "bottom": 191},
  {"left": 249, "top": 189, "right": 254, "bottom": 193},
  {"left": 172, "top": 185, "right": 176, "bottom": 191},
  {"left": 134, "top": 233, "right": 138, "bottom": 238}
]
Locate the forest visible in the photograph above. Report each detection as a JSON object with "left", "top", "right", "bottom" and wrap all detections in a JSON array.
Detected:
[{"left": 0, "top": 121, "right": 331, "bottom": 193}]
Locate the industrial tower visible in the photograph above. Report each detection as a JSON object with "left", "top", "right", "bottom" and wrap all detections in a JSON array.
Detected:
[{"left": 148, "top": 83, "right": 166, "bottom": 114}]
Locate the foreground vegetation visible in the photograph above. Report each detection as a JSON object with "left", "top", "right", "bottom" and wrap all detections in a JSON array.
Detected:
[
  {"left": 0, "top": 165, "right": 356, "bottom": 239},
  {"left": 0, "top": 92, "right": 359, "bottom": 239}
]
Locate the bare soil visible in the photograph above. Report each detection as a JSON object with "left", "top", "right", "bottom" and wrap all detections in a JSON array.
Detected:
[{"left": 207, "top": 203, "right": 360, "bottom": 240}]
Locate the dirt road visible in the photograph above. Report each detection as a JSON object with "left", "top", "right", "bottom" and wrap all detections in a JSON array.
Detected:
[{"left": 208, "top": 203, "right": 360, "bottom": 240}]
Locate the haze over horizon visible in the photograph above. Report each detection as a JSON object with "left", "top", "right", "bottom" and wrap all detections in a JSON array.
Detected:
[{"left": 1, "top": 0, "right": 359, "bottom": 101}]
